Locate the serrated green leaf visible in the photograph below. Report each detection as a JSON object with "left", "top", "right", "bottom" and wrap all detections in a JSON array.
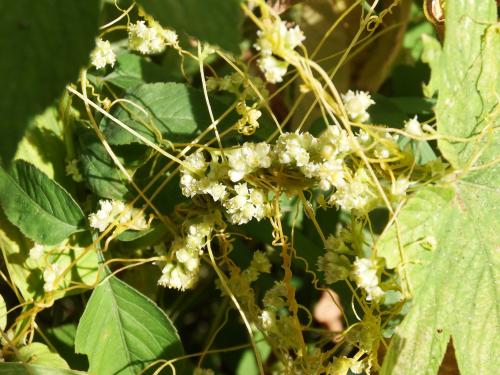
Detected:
[
  {"left": 16, "top": 343, "right": 69, "bottom": 369},
  {"left": 0, "top": 363, "right": 86, "bottom": 375},
  {"left": 0, "top": 160, "right": 85, "bottom": 245},
  {"left": 421, "top": 1, "right": 499, "bottom": 169},
  {"left": 0, "top": 0, "right": 99, "bottom": 164},
  {"left": 77, "top": 129, "right": 131, "bottom": 200},
  {"left": 135, "top": 0, "right": 242, "bottom": 54},
  {"left": 75, "top": 275, "right": 184, "bottom": 375},
  {"left": 379, "top": 3, "right": 499, "bottom": 373},
  {"left": 100, "top": 82, "right": 228, "bottom": 146},
  {"left": 102, "top": 53, "right": 178, "bottom": 91}
]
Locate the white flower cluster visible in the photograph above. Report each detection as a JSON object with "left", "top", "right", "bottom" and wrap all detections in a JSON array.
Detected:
[
  {"left": 91, "top": 38, "right": 116, "bottom": 70},
  {"left": 128, "top": 20, "right": 178, "bottom": 55},
  {"left": 329, "top": 168, "right": 377, "bottom": 211},
  {"left": 29, "top": 243, "right": 45, "bottom": 261},
  {"left": 254, "top": 19, "right": 305, "bottom": 83},
  {"left": 227, "top": 141, "right": 270, "bottom": 182},
  {"left": 180, "top": 126, "right": 388, "bottom": 217},
  {"left": 180, "top": 150, "right": 272, "bottom": 225},
  {"left": 88, "top": 200, "right": 149, "bottom": 232},
  {"left": 350, "top": 257, "right": 384, "bottom": 302},
  {"left": 43, "top": 263, "right": 62, "bottom": 292},
  {"left": 404, "top": 115, "right": 423, "bottom": 136},
  {"left": 341, "top": 90, "right": 375, "bottom": 123},
  {"left": 158, "top": 218, "right": 213, "bottom": 290},
  {"left": 28, "top": 243, "right": 64, "bottom": 293}
]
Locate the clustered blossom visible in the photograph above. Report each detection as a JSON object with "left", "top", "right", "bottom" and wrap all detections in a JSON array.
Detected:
[
  {"left": 404, "top": 115, "right": 424, "bottom": 136},
  {"left": 91, "top": 38, "right": 116, "bottom": 70},
  {"left": 88, "top": 200, "right": 149, "bottom": 232},
  {"left": 128, "top": 20, "right": 178, "bottom": 55},
  {"left": 254, "top": 19, "right": 305, "bottom": 83},
  {"left": 29, "top": 243, "right": 45, "bottom": 261},
  {"left": 43, "top": 263, "right": 62, "bottom": 292},
  {"left": 350, "top": 257, "right": 384, "bottom": 302},
  {"left": 180, "top": 125, "right": 395, "bottom": 218},
  {"left": 227, "top": 141, "right": 270, "bottom": 182},
  {"left": 158, "top": 217, "right": 214, "bottom": 290},
  {"left": 341, "top": 90, "right": 375, "bottom": 123}
]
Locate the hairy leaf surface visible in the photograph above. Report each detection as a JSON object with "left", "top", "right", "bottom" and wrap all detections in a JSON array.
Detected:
[{"left": 379, "top": 1, "right": 500, "bottom": 374}]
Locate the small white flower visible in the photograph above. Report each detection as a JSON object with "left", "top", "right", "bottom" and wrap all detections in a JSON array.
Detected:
[
  {"left": 91, "top": 38, "right": 116, "bottom": 70},
  {"left": 162, "top": 29, "right": 178, "bottom": 45},
  {"left": 260, "top": 309, "right": 275, "bottom": 330},
  {"left": 43, "top": 263, "right": 62, "bottom": 292},
  {"left": 391, "top": 176, "right": 411, "bottom": 197},
  {"left": 357, "top": 130, "right": 371, "bottom": 143},
  {"left": 88, "top": 200, "right": 148, "bottom": 232},
  {"left": 374, "top": 147, "right": 390, "bottom": 159},
  {"left": 29, "top": 243, "right": 45, "bottom": 261},
  {"left": 224, "top": 183, "right": 269, "bottom": 224},
  {"left": 404, "top": 115, "right": 424, "bottom": 136},
  {"left": 128, "top": 20, "right": 168, "bottom": 54},
  {"left": 351, "top": 257, "right": 383, "bottom": 302},
  {"left": 341, "top": 90, "right": 375, "bottom": 123},
  {"left": 257, "top": 55, "right": 288, "bottom": 83},
  {"left": 158, "top": 263, "right": 196, "bottom": 291},
  {"left": 227, "top": 142, "right": 271, "bottom": 182}
]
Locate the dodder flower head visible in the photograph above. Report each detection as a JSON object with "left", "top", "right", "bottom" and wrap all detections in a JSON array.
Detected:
[
  {"left": 351, "top": 257, "right": 384, "bottom": 302},
  {"left": 254, "top": 19, "right": 305, "bottom": 83},
  {"left": 88, "top": 200, "right": 149, "bottom": 232},
  {"left": 341, "top": 90, "right": 375, "bottom": 123},
  {"left": 91, "top": 38, "right": 115, "bottom": 70},
  {"left": 404, "top": 115, "right": 424, "bottom": 136},
  {"left": 128, "top": 20, "right": 178, "bottom": 55}
]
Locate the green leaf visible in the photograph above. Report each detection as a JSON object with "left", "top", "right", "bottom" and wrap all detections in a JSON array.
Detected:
[
  {"left": 135, "top": 0, "right": 242, "bottom": 54},
  {"left": 16, "top": 343, "right": 69, "bottom": 369},
  {"left": 0, "top": 363, "right": 86, "bottom": 375},
  {"left": 102, "top": 53, "right": 178, "bottom": 91},
  {"left": 379, "top": 3, "right": 499, "bottom": 373},
  {"left": 100, "top": 82, "right": 228, "bottom": 146},
  {"left": 0, "top": 160, "right": 85, "bottom": 245},
  {"left": 0, "top": 0, "right": 100, "bottom": 164},
  {"left": 421, "top": 0, "right": 499, "bottom": 169},
  {"left": 77, "top": 129, "right": 131, "bottom": 200},
  {"left": 14, "top": 106, "right": 67, "bottom": 182},
  {"left": 44, "top": 324, "right": 89, "bottom": 371},
  {"left": 75, "top": 275, "right": 184, "bottom": 375}
]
